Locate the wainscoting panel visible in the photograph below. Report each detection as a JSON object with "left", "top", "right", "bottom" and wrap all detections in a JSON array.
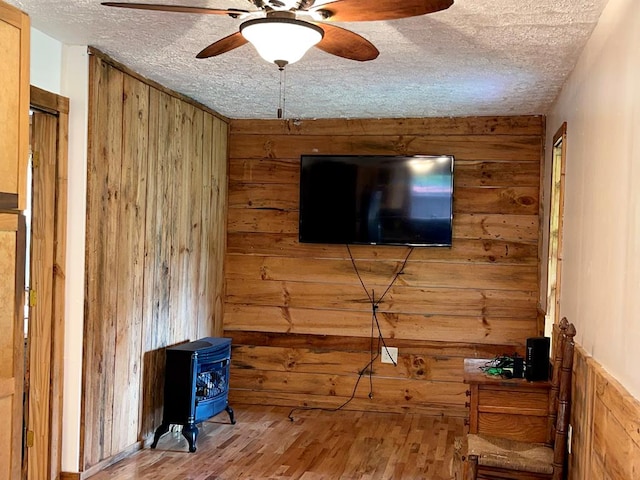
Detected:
[{"left": 570, "top": 346, "right": 640, "bottom": 480}]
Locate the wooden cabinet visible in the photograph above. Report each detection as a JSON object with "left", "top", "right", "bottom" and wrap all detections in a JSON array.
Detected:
[
  {"left": 463, "top": 358, "right": 551, "bottom": 443},
  {"left": 0, "top": 0, "right": 29, "bottom": 212},
  {"left": 0, "top": 2, "right": 29, "bottom": 480}
]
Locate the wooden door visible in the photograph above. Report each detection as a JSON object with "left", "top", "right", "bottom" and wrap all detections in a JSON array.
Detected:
[
  {"left": 25, "top": 110, "right": 58, "bottom": 480},
  {"left": 0, "top": 2, "right": 29, "bottom": 480},
  {"left": 24, "top": 86, "right": 70, "bottom": 480}
]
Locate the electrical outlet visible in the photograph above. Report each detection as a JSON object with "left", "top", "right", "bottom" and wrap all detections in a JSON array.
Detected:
[{"left": 381, "top": 346, "right": 398, "bottom": 364}]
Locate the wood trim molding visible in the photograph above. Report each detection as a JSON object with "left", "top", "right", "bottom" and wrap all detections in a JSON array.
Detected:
[
  {"left": 78, "top": 440, "right": 145, "bottom": 480},
  {"left": 30, "top": 85, "right": 69, "bottom": 115},
  {"left": 60, "top": 472, "right": 81, "bottom": 480}
]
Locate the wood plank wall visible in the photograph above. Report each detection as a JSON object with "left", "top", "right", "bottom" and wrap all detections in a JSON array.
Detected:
[
  {"left": 81, "top": 53, "right": 228, "bottom": 471},
  {"left": 569, "top": 346, "right": 640, "bottom": 480},
  {"left": 225, "top": 116, "right": 544, "bottom": 417}
]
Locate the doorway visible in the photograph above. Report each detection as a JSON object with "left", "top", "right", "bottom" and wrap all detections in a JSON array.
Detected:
[{"left": 23, "top": 86, "right": 69, "bottom": 480}]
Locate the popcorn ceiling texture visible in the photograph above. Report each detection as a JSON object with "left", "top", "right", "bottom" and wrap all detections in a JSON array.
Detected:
[{"left": 8, "top": 0, "right": 609, "bottom": 119}]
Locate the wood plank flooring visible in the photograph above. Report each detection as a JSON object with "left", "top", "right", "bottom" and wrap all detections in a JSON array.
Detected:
[{"left": 88, "top": 405, "right": 464, "bottom": 479}]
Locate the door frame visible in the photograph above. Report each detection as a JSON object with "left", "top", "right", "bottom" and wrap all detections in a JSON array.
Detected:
[
  {"left": 26, "top": 85, "right": 69, "bottom": 480},
  {"left": 544, "top": 122, "right": 567, "bottom": 337}
]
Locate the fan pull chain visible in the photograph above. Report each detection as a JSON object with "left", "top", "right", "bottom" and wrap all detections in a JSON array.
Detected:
[{"left": 277, "top": 64, "right": 287, "bottom": 119}]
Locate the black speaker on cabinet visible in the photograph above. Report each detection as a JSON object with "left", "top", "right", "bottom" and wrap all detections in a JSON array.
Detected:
[{"left": 525, "top": 336, "right": 550, "bottom": 381}]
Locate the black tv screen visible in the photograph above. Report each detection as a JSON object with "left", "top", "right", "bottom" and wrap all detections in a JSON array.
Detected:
[{"left": 299, "top": 155, "right": 454, "bottom": 247}]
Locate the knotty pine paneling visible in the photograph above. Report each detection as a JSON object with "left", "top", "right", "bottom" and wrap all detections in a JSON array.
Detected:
[
  {"left": 229, "top": 181, "right": 539, "bottom": 215},
  {"left": 569, "top": 346, "right": 640, "bottom": 480},
  {"left": 232, "top": 344, "right": 463, "bottom": 382},
  {"left": 229, "top": 134, "right": 542, "bottom": 161},
  {"left": 225, "top": 280, "right": 537, "bottom": 317},
  {"left": 226, "top": 256, "right": 538, "bottom": 291},
  {"left": 228, "top": 210, "right": 539, "bottom": 240},
  {"left": 225, "top": 307, "right": 537, "bottom": 344},
  {"left": 228, "top": 116, "right": 545, "bottom": 136},
  {"left": 231, "top": 158, "right": 540, "bottom": 188},
  {"left": 225, "top": 116, "right": 544, "bottom": 416},
  {"left": 227, "top": 233, "right": 538, "bottom": 263},
  {"left": 82, "top": 54, "right": 228, "bottom": 470}
]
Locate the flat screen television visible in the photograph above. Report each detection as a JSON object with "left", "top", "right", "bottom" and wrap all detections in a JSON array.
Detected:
[{"left": 299, "top": 154, "right": 454, "bottom": 247}]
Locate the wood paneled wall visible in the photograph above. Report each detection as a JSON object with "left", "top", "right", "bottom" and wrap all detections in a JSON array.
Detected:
[
  {"left": 570, "top": 346, "right": 640, "bottom": 480},
  {"left": 81, "top": 53, "right": 228, "bottom": 471},
  {"left": 225, "top": 116, "right": 544, "bottom": 416}
]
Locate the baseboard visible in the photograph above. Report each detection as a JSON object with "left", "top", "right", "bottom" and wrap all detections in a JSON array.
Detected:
[
  {"left": 60, "top": 473, "right": 81, "bottom": 480},
  {"left": 75, "top": 440, "right": 146, "bottom": 479}
]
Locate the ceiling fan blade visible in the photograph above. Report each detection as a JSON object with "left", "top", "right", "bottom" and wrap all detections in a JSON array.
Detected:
[
  {"left": 196, "top": 32, "right": 248, "bottom": 59},
  {"left": 315, "top": 0, "right": 453, "bottom": 22},
  {"left": 101, "top": 2, "right": 251, "bottom": 16},
  {"left": 314, "top": 23, "right": 378, "bottom": 61}
]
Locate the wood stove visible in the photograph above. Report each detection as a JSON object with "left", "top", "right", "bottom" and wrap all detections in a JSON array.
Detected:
[{"left": 151, "top": 337, "right": 235, "bottom": 452}]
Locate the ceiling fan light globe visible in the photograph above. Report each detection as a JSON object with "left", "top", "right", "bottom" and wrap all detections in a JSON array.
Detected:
[{"left": 240, "top": 18, "right": 324, "bottom": 66}]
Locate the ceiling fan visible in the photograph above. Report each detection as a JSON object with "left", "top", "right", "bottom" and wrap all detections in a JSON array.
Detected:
[{"left": 102, "top": 0, "right": 454, "bottom": 68}]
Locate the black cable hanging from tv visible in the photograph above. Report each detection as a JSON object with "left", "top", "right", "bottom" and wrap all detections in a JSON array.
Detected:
[{"left": 288, "top": 245, "right": 414, "bottom": 422}]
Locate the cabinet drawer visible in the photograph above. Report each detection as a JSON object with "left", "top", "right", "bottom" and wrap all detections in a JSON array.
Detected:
[
  {"left": 478, "top": 412, "right": 548, "bottom": 443},
  {"left": 478, "top": 387, "right": 548, "bottom": 415}
]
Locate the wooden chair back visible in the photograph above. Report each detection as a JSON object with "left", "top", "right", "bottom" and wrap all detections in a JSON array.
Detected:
[
  {"left": 551, "top": 321, "right": 576, "bottom": 479},
  {"left": 547, "top": 317, "right": 569, "bottom": 445}
]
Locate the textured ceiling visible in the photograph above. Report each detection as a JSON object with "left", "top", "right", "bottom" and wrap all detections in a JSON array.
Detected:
[{"left": 7, "top": 0, "right": 609, "bottom": 119}]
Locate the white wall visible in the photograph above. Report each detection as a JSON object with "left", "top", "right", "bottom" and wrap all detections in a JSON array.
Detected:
[
  {"left": 59, "top": 45, "right": 89, "bottom": 474},
  {"left": 545, "top": 0, "right": 640, "bottom": 399},
  {"left": 30, "top": 28, "right": 61, "bottom": 93},
  {"left": 30, "top": 29, "right": 88, "bottom": 473}
]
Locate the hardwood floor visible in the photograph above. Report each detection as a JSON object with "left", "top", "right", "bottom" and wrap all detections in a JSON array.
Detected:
[{"left": 88, "top": 405, "right": 464, "bottom": 479}]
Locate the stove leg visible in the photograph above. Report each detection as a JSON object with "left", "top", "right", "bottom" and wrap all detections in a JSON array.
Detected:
[
  {"left": 226, "top": 405, "right": 236, "bottom": 424},
  {"left": 150, "top": 422, "right": 170, "bottom": 449},
  {"left": 182, "top": 422, "right": 198, "bottom": 453}
]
